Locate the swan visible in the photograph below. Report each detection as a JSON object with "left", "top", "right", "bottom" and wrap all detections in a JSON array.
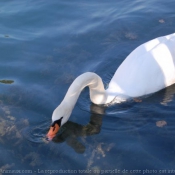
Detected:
[{"left": 47, "top": 33, "right": 175, "bottom": 140}]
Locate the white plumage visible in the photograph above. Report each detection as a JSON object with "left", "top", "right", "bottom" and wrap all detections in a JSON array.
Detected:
[{"left": 108, "top": 33, "right": 175, "bottom": 98}]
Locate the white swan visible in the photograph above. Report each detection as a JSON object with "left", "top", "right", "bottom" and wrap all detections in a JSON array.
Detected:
[{"left": 47, "top": 33, "right": 175, "bottom": 140}]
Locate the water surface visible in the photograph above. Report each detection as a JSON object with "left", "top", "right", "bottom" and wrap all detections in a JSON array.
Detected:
[{"left": 0, "top": 0, "right": 175, "bottom": 174}]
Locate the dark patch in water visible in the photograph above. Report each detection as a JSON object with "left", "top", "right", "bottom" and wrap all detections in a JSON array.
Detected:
[{"left": 0, "top": 80, "right": 14, "bottom": 84}]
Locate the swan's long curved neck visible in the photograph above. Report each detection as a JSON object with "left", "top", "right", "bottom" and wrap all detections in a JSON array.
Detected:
[
  {"left": 61, "top": 72, "right": 115, "bottom": 109},
  {"left": 52, "top": 72, "right": 127, "bottom": 125}
]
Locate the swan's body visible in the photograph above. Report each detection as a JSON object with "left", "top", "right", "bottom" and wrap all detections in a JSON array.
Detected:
[
  {"left": 47, "top": 33, "right": 175, "bottom": 140},
  {"left": 108, "top": 33, "right": 175, "bottom": 98}
]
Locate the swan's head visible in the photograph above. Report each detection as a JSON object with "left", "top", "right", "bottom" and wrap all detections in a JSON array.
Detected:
[{"left": 46, "top": 104, "right": 72, "bottom": 140}]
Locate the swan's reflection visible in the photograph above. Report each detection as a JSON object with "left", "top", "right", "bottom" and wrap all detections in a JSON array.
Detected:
[
  {"left": 52, "top": 104, "right": 105, "bottom": 153},
  {"left": 160, "top": 83, "right": 175, "bottom": 105},
  {"left": 146, "top": 83, "right": 175, "bottom": 105}
]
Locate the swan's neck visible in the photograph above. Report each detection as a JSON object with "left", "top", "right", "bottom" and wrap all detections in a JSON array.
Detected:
[
  {"left": 61, "top": 72, "right": 115, "bottom": 109},
  {"left": 52, "top": 72, "right": 125, "bottom": 124}
]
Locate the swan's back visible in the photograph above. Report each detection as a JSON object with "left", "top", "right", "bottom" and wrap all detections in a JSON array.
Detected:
[{"left": 108, "top": 33, "right": 175, "bottom": 98}]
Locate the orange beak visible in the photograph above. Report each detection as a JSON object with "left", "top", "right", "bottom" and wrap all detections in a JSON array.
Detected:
[{"left": 46, "top": 123, "right": 60, "bottom": 140}]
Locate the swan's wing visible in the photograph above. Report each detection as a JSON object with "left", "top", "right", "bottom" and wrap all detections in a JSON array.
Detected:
[{"left": 108, "top": 33, "right": 175, "bottom": 97}]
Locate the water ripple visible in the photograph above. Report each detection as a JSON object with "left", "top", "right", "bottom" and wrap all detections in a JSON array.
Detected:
[{"left": 22, "top": 121, "right": 50, "bottom": 143}]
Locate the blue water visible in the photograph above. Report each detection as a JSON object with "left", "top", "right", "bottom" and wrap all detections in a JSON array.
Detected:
[{"left": 1, "top": 0, "right": 175, "bottom": 174}]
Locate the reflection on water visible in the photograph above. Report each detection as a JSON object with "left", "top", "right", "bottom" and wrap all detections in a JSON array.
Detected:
[{"left": 53, "top": 104, "right": 105, "bottom": 153}]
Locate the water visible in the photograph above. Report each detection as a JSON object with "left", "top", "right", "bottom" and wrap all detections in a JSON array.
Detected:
[{"left": 0, "top": 0, "right": 175, "bottom": 174}]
